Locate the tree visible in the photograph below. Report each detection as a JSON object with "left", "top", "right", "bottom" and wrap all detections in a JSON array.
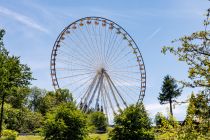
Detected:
[
  {"left": 27, "top": 87, "right": 47, "bottom": 112},
  {"left": 0, "top": 29, "right": 33, "bottom": 136},
  {"left": 55, "top": 89, "right": 73, "bottom": 104},
  {"left": 4, "top": 103, "right": 43, "bottom": 133},
  {"left": 158, "top": 75, "right": 182, "bottom": 116},
  {"left": 109, "top": 103, "right": 154, "bottom": 140},
  {"left": 35, "top": 89, "right": 73, "bottom": 115},
  {"left": 6, "top": 87, "right": 30, "bottom": 109},
  {"left": 42, "top": 102, "right": 88, "bottom": 140},
  {"left": 185, "top": 93, "right": 209, "bottom": 134},
  {"left": 154, "top": 112, "right": 166, "bottom": 127},
  {"left": 88, "top": 111, "right": 107, "bottom": 133},
  {"left": 162, "top": 8, "right": 210, "bottom": 89}
]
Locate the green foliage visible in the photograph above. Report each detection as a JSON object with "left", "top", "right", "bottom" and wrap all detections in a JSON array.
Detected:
[
  {"left": 154, "top": 112, "right": 166, "bottom": 127},
  {"left": 42, "top": 102, "right": 88, "bottom": 140},
  {"left": 155, "top": 112, "right": 180, "bottom": 139},
  {"left": 4, "top": 104, "right": 43, "bottom": 133},
  {"left": 162, "top": 9, "right": 210, "bottom": 88},
  {"left": 155, "top": 93, "right": 210, "bottom": 139},
  {"left": 0, "top": 29, "right": 33, "bottom": 136},
  {"left": 6, "top": 87, "right": 30, "bottom": 109},
  {"left": 55, "top": 89, "right": 73, "bottom": 104},
  {"left": 109, "top": 103, "right": 154, "bottom": 140},
  {"left": 88, "top": 111, "right": 107, "bottom": 133},
  {"left": 158, "top": 75, "right": 182, "bottom": 116},
  {"left": 183, "top": 93, "right": 210, "bottom": 137},
  {"left": 27, "top": 87, "right": 73, "bottom": 115},
  {"left": 27, "top": 87, "right": 47, "bottom": 112},
  {"left": 0, "top": 129, "right": 18, "bottom": 140}
]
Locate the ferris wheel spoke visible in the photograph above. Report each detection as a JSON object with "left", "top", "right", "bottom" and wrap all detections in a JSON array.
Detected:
[
  {"left": 101, "top": 89, "right": 108, "bottom": 116},
  {"left": 110, "top": 76, "right": 140, "bottom": 100},
  {"left": 110, "top": 72, "right": 140, "bottom": 82},
  {"left": 107, "top": 44, "right": 129, "bottom": 65},
  {"left": 111, "top": 64, "right": 139, "bottom": 70},
  {"left": 70, "top": 28, "right": 95, "bottom": 58},
  {"left": 104, "top": 28, "right": 114, "bottom": 66},
  {"left": 95, "top": 75, "right": 104, "bottom": 110},
  {"left": 103, "top": 83, "right": 116, "bottom": 114},
  {"left": 105, "top": 72, "right": 127, "bottom": 107},
  {"left": 56, "top": 58, "right": 96, "bottom": 70},
  {"left": 105, "top": 31, "right": 118, "bottom": 65},
  {"left": 91, "top": 23, "right": 101, "bottom": 60},
  {"left": 102, "top": 24, "right": 109, "bottom": 64},
  {"left": 104, "top": 74, "right": 121, "bottom": 111},
  {"left": 57, "top": 72, "right": 94, "bottom": 80},
  {"left": 63, "top": 37, "right": 99, "bottom": 67},
  {"left": 81, "top": 74, "right": 99, "bottom": 111},
  {"left": 77, "top": 25, "right": 100, "bottom": 66},
  {"left": 109, "top": 70, "right": 140, "bottom": 74},
  {"left": 77, "top": 25, "right": 97, "bottom": 55},
  {"left": 85, "top": 73, "right": 104, "bottom": 113},
  {"left": 85, "top": 23, "right": 102, "bottom": 64},
  {"left": 106, "top": 38, "right": 124, "bottom": 64},
  {"left": 106, "top": 32, "right": 119, "bottom": 63},
  {"left": 60, "top": 41, "right": 98, "bottom": 67},
  {"left": 109, "top": 52, "right": 132, "bottom": 67},
  {"left": 72, "top": 78, "right": 95, "bottom": 101},
  {"left": 60, "top": 74, "right": 94, "bottom": 89},
  {"left": 109, "top": 58, "right": 138, "bottom": 71},
  {"left": 57, "top": 48, "right": 97, "bottom": 68},
  {"left": 56, "top": 67, "right": 94, "bottom": 72},
  {"left": 84, "top": 23, "right": 101, "bottom": 59}
]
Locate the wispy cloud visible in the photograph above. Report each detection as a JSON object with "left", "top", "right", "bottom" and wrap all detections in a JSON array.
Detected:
[
  {"left": 0, "top": 6, "right": 48, "bottom": 33},
  {"left": 145, "top": 27, "right": 161, "bottom": 41}
]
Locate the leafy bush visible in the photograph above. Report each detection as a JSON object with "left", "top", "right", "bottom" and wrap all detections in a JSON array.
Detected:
[
  {"left": 88, "top": 111, "right": 107, "bottom": 133},
  {"left": 0, "top": 129, "right": 18, "bottom": 140},
  {"left": 4, "top": 104, "right": 43, "bottom": 133},
  {"left": 109, "top": 103, "right": 154, "bottom": 140},
  {"left": 42, "top": 102, "right": 88, "bottom": 140}
]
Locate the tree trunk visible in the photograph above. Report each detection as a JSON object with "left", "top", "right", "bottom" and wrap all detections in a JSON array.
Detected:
[
  {"left": 0, "top": 94, "right": 5, "bottom": 137},
  {"left": 169, "top": 98, "right": 173, "bottom": 117}
]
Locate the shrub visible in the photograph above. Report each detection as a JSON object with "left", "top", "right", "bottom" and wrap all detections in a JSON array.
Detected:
[
  {"left": 88, "top": 111, "right": 107, "bottom": 133},
  {"left": 42, "top": 102, "right": 88, "bottom": 140},
  {"left": 0, "top": 129, "right": 18, "bottom": 140},
  {"left": 109, "top": 103, "right": 154, "bottom": 140}
]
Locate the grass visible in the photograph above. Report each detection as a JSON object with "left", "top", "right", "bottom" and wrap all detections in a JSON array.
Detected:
[
  {"left": 16, "top": 134, "right": 109, "bottom": 140},
  {"left": 89, "top": 133, "right": 108, "bottom": 140},
  {"left": 17, "top": 135, "right": 43, "bottom": 140}
]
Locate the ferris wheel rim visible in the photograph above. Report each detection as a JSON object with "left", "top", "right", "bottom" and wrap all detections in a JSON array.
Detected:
[{"left": 50, "top": 16, "right": 146, "bottom": 106}]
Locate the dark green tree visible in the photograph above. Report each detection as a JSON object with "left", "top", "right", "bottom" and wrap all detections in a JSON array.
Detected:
[
  {"left": 0, "top": 29, "right": 33, "bottom": 136},
  {"left": 42, "top": 102, "right": 88, "bottom": 140},
  {"left": 27, "top": 87, "right": 46, "bottom": 112},
  {"left": 7, "top": 87, "right": 30, "bottom": 109},
  {"left": 88, "top": 111, "right": 107, "bottom": 133},
  {"left": 55, "top": 89, "right": 73, "bottom": 104},
  {"left": 158, "top": 75, "right": 182, "bottom": 116},
  {"left": 109, "top": 103, "right": 154, "bottom": 140}
]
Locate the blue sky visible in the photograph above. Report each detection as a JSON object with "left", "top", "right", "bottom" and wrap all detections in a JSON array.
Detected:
[{"left": 0, "top": 0, "right": 209, "bottom": 121}]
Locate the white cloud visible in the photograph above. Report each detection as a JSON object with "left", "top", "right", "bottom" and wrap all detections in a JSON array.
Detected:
[
  {"left": 0, "top": 6, "right": 48, "bottom": 33},
  {"left": 145, "top": 102, "right": 188, "bottom": 120}
]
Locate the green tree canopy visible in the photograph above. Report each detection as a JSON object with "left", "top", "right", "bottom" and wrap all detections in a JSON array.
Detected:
[
  {"left": 0, "top": 29, "right": 33, "bottom": 136},
  {"left": 88, "top": 111, "right": 107, "bottom": 133},
  {"left": 42, "top": 102, "right": 88, "bottom": 140},
  {"left": 158, "top": 75, "right": 182, "bottom": 116},
  {"left": 109, "top": 103, "right": 154, "bottom": 140}
]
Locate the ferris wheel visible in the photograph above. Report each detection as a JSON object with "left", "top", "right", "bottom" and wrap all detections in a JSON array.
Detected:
[{"left": 50, "top": 17, "right": 146, "bottom": 120}]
